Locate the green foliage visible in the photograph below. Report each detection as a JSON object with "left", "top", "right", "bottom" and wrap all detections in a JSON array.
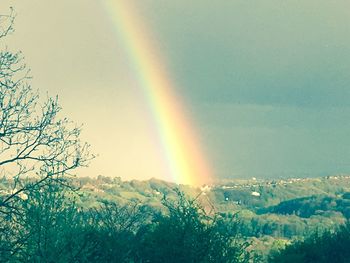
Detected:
[
  {"left": 262, "top": 194, "right": 350, "bottom": 218},
  {"left": 269, "top": 222, "right": 350, "bottom": 263},
  {"left": 84, "top": 201, "right": 150, "bottom": 262},
  {"left": 0, "top": 183, "right": 251, "bottom": 263},
  {"left": 0, "top": 181, "right": 92, "bottom": 262},
  {"left": 3, "top": 175, "right": 350, "bottom": 262},
  {"left": 134, "top": 190, "right": 250, "bottom": 263}
]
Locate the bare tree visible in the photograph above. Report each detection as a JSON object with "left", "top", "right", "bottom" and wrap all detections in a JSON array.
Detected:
[{"left": 0, "top": 10, "right": 93, "bottom": 212}]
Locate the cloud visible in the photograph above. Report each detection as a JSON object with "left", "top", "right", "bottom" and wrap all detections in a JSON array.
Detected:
[{"left": 141, "top": 0, "right": 350, "bottom": 108}]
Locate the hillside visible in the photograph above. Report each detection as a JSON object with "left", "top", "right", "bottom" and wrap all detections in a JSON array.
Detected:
[
  {"left": 2, "top": 174, "right": 350, "bottom": 260},
  {"left": 67, "top": 175, "right": 350, "bottom": 212},
  {"left": 74, "top": 175, "right": 350, "bottom": 258}
]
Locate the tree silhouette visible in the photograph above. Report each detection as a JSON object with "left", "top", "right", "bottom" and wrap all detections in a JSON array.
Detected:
[
  {"left": 0, "top": 9, "right": 93, "bottom": 213},
  {"left": 269, "top": 222, "right": 350, "bottom": 263},
  {"left": 134, "top": 190, "right": 251, "bottom": 263}
]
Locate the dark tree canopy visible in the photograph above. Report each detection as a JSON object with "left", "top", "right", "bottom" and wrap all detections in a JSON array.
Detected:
[
  {"left": 134, "top": 190, "right": 251, "bottom": 263},
  {"left": 269, "top": 223, "right": 350, "bottom": 263}
]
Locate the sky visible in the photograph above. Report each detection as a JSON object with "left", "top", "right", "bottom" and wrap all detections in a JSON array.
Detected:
[{"left": 1, "top": 0, "right": 350, "bottom": 182}]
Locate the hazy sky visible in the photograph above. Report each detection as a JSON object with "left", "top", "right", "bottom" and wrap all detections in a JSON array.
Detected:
[{"left": 2, "top": 0, "right": 350, "bottom": 181}]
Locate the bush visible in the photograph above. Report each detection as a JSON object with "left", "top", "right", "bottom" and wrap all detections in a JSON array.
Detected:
[
  {"left": 134, "top": 190, "right": 250, "bottom": 263},
  {"left": 269, "top": 222, "right": 350, "bottom": 263}
]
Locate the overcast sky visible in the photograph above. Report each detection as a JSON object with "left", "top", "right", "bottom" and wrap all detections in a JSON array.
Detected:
[{"left": 2, "top": 0, "right": 350, "bottom": 181}]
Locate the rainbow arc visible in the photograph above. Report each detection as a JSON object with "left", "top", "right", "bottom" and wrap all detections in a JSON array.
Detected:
[{"left": 103, "top": 0, "right": 212, "bottom": 185}]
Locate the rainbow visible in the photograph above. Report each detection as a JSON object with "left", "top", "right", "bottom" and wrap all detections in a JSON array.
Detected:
[{"left": 102, "top": 0, "right": 212, "bottom": 185}]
